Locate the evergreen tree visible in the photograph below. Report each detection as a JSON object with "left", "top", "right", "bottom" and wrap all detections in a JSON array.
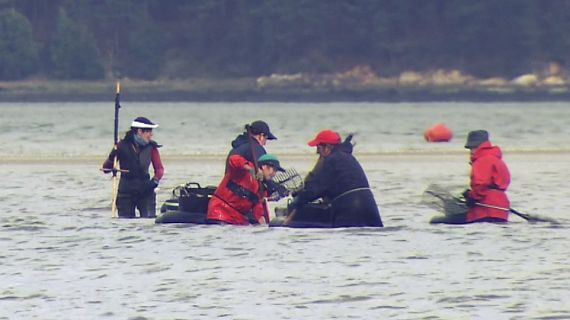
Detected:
[
  {"left": 49, "top": 9, "right": 104, "bottom": 79},
  {"left": 120, "top": 21, "right": 164, "bottom": 79},
  {"left": 0, "top": 8, "right": 38, "bottom": 79}
]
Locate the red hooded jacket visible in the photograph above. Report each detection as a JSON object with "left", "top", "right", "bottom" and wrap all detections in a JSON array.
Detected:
[
  {"left": 207, "top": 154, "right": 266, "bottom": 225},
  {"left": 466, "top": 141, "right": 511, "bottom": 222}
]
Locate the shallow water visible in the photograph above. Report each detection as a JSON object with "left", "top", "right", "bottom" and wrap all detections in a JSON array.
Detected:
[{"left": 1, "top": 102, "right": 569, "bottom": 319}]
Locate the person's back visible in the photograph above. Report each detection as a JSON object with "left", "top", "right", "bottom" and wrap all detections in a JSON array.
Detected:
[
  {"left": 430, "top": 130, "right": 510, "bottom": 225},
  {"left": 225, "top": 133, "right": 266, "bottom": 172},
  {"left": 466, "top": 139, "right": 510, "bottom": 222},
  {"left": 224, "top": 120, "right": 276, "bottom": 173},
  {"left": 289, "top": 130, "right": 383, "bottom": 227},
  {"left": 303, "top": 148, "right": 369, "bottom": 200},
  {"left": 208, "top": 154, "right": 263, "bottom": 225},
  {"left": 207, "top": 153, "right": 285, "bottom": 225}
]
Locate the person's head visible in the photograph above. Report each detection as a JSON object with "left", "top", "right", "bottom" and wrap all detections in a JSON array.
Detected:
[
  {"left": 464, "top": 130, "right": 489, "bottom": 153},
  {"left": 258, "top": 153, "right": 285, "bottom": 180},
  {"left": 246, "top": 120, "right": 277, "bottom": 146},
  {"left": 308, "top": 129, "right": 341, "bottom": 157},
  {"left": 131, "top": 117, "right": 159, "bottom": 143}
]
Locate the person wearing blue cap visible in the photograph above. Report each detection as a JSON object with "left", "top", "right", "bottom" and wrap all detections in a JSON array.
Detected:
[
  {"left": 207, "top": 153, "right": 285, "bottom": 225},
  {"left": 102, "top": 116, "right": 164, "bottom": 218}
]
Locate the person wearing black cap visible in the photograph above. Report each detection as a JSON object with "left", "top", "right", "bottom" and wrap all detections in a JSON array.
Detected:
[
  {"left": 102, "top": 117, "right": 164, "bottom": 218},
  {"left": 207, "top": 153, "right": 285, "bottom": 225},
  {"left": 222, "top": 120, "right": 283, "bottom": 200},
  {"left": 430, "top": 130, "right": 511, "bottom": 224},
  {"left": 224, "top": 120, "right": 277, "bottom": 173}
]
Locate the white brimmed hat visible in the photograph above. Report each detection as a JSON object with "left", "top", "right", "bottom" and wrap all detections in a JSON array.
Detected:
[{"left": 131, "top": 117, "right": 159, "bottom": 129}]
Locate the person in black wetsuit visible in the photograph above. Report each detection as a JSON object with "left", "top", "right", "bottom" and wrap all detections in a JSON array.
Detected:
[{"left": 287, "top": 129, "right": 383, "bottom": 228}]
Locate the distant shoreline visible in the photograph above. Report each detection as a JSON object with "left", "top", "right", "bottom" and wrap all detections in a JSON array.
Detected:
[{"left": 2, "top": 79, "right": 570, "bottom": 102}]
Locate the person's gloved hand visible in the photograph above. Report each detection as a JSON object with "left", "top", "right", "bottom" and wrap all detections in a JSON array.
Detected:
[
  {"left": 144, "top": 178, "right": 159, "bottom": 193},
  {"left": 462, "top": 189, "right": 476, "bottom": 207},
  {"left": 249, "top": 168, "right": 264, "bottom": 181},
  {"left": 253, "top": 170, "right": 264, "bottom": 181}
]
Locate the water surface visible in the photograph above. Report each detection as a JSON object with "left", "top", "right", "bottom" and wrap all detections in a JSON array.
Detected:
[{"left": 1, "top": 102, "right": 569, "bottom": 319}]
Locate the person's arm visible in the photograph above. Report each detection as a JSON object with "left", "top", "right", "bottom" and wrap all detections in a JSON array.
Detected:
[
  {"left": 292, "top": 159, "right": 333, "bottom": 207},
  {"left": 469, "top": 157, "right": 493, "bottom": 201},
  {"left": 228, "top": 154, "right": 253, "bottom": 172},
  {"left": 151, "top": 147, "right": 164, "bottom": 181},
  {"left": 252, "top": 193, "right": 267, "bottom": 224},
  {"left": 101, "top": 148, "right": 117, "bottom": 172}
]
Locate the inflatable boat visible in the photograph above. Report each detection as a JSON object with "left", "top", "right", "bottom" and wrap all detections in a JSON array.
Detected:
[{"left": 155, "top": 181, "right": 333, "bottom": 227}]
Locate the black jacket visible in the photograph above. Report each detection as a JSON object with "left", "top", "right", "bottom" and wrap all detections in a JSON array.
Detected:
[
  {"left": 295, "top": 144, "right": 369, "bottom": 205},
  {"left": 107, "top": 132, "right": 159, "bottom": 194},
  {"left": 225, "top": 133, "right": 267, "bottom": 173}
]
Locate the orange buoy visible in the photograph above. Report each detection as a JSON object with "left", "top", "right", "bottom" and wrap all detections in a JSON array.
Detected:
[{"left": 424, "top": 123, "right": 453, "bottom": 142}]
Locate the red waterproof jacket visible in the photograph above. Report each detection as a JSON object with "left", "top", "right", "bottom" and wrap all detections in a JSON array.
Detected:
[
  {"left": 207, "top": 154, "right": 266, "bottom": 225},
  {"left": 466, "top": 141, "right": 511, "bottom": 222}
]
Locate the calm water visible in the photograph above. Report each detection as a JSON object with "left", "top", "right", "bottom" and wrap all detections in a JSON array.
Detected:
[{"left": 1, "top": 102, "right": 569, "bottom": 319}]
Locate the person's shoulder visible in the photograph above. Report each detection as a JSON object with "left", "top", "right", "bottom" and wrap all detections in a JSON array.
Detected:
[
  {"left": 229, "top": 153, "right": 248, "bottom": 162},
  {"left": 323, "top": 150, "right": 350, "bottom": 166},
  {"left": 116, "top": 139, "right": 129, "bottom": 149},
  {"left": 149, "top": 140, "right": 161, "bottom": 148}
]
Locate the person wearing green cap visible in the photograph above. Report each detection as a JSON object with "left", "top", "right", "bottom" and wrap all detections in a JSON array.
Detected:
[{"left": 207, "top": 153, "right": 285, "bottom": 225}]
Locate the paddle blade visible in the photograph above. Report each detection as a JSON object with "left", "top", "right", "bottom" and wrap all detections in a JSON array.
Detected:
[{"left": 510, "top": 208, "right": 561, "bottom": 224}]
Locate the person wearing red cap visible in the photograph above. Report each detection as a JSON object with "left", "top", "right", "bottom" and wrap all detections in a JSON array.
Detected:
[
  {"left": 430, "top": 130, "right": 511, "bottom": 224},
  {"left": 207, "top": 153, "right": 285, "bottom": 225},
  {"left": 287, "top": 129, "right": 383, "bottom": 227},
  {"left": 102, "top": 117, "right": 164, "bottom": 218}
]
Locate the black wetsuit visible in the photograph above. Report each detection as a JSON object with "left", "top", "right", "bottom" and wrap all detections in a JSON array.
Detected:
[{"left": 292, "top": 142, "right": 383, "bottom": 228}]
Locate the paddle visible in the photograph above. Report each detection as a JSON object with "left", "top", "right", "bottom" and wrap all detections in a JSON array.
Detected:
[
  {"left": 111, "top": 81, "right": 121, "bottom": 218},
  {"left": 247, "top": 127, "right": 270, "bottom": 225},
  {"left": 471, "top": 201, "right": 559, "bottom": 224}
]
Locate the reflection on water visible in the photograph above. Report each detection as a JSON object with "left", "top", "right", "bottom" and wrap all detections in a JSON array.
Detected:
[{"left": 1, "top": 102, "right": 570, "bottom": 319}]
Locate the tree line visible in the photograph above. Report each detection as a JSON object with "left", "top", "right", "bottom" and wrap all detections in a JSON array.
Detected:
[{"left": 1, "top": 0, "right": 569, "bottom": 81}]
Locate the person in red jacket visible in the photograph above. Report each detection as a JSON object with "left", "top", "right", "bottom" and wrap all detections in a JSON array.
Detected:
[
  {"left": 430, "top": 130, "right": 510, "bottom": 224},
  {"left": 207, "top": 154, "right": 285, "bottom": 225},
  {"left": 463, "top": 130, "right": 511, "bottom": 223}
]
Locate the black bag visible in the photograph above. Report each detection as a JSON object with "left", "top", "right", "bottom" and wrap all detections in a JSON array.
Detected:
[{"left": 176, "top": 182, "right": 216, "bottom": 213}]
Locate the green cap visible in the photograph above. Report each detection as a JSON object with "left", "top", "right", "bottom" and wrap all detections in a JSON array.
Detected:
[{"left": 258, "top": 154, "right": 285, "bottom": 172}]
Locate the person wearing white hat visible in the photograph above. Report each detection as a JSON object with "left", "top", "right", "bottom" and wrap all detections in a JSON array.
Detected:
[{"left": 102, "top": 117, "right": 164, "bottom": 218}]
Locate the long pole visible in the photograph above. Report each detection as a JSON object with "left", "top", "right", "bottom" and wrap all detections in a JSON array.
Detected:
[
  {"left": 473, "top": 202, "right": 558, "bottom": 224},
  {"left": 111, "top": 81, "right": 121, "bottom": 218},
  {"left": 248, "top": 128, "right": 270, "bottom": 224}
]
